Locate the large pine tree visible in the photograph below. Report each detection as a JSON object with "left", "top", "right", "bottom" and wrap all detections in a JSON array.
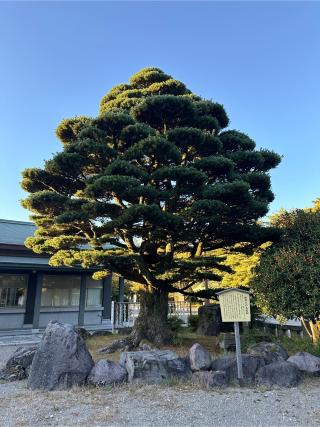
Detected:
[{"left": 22, "top": 67, "right": 281, "bottom": 344}]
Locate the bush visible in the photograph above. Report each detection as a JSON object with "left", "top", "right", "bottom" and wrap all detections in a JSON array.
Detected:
[
  {"left": 241, "top": 328, "right": 320, "bottom": 357},
  {"left": 167, "top": 315, "right": 184, "bottom": 333},
  {"left": 188, "top": 315, "right": 199, "bottom": 331}
]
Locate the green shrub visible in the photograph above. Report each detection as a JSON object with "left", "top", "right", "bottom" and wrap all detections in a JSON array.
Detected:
[
  {"left": 241, "top": 328, "right": 320, "bottom": 357},
  {"left": 188, "top": 314, "right": 199, "bottom": 331},
  {"left": 167, "top": 315, "right": 184, "bottom": 333}
]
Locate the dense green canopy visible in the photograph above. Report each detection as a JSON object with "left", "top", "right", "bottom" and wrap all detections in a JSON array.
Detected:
[
  {"left": 22, "top": 67, "right": 281, "bottom": 298},
  {"left": 252, "top": 202, "right": 320, "bottom": 322}
]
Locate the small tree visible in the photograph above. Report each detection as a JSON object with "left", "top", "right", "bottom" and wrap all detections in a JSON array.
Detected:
[
  {"left": 252, "top": 203, "right": 320, "bottom": 343},
  {"left": 21, "top": 67, "right": 280, "bottom": 345}
]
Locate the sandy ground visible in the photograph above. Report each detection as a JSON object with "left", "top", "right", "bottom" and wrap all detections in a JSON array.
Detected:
[{"left": 1, "top": 378, "right": 320, "bottom": 427}]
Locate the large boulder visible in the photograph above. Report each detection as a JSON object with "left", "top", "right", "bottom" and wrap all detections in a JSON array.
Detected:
[
  {"left": 287, "top": 352, "right": 320, "bottom": 373},
  {"left": 120, "top": 350, "right": 191, "bottom": 384},
  {"left": 247, "top": 341, "right": 288, "bottom": 364},
  {"left": 211, "top": 354, "right": 264, "bottom": 384},
  {"left": 256, "top": 361, "right": 303, "bottom": 387},
  {"left": 28, "top": 321, "right": 94, "bottom": 391},
  {"left": 187, "top": 343, "right": 212, "bottom": 371},
  {"left": 0, "top": 346, "right": 38, "bottom": 381},
  {"left": 196, "top": 304, "right": 223, "bottom": 336},
  {"left": 87, "top": 360, "right": 127, "bottom": 386},
  {"left": 192, "top": 370, "right": 228, "bottom": 388}
]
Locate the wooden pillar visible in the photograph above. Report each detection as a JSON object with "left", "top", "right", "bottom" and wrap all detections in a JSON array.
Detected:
[
  {"left": 102, "top": 273, "right": 112, "bottom": 320},
  {"left": 78, "top": 274, "right": 87, "bottom": 327},
  {"left": 32, "top": 272, "right": 43, "bottom": 331},
  {"left": 118, "top": 276, "right": 125, "bottom": 303},
  {"left": 24, "top": 272, "right": 37, "bottom": 326}
]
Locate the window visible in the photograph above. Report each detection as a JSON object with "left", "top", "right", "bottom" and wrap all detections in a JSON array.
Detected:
[
  {"left": 86, "top": 277, "right": 102, "bottom": 307},
  {"left": 0, "top": 274, "right": 28, "bottom": 308},
  {"left": 41, "top": 275, "right": 81, "bottom": 307}
]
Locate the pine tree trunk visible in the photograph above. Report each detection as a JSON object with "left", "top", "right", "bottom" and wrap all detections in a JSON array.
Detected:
[{"left": 130, "top": 287, "right": 173, "bottom": 346}]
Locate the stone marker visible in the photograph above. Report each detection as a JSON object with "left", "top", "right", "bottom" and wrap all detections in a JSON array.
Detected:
[
  {"left": 120, "top": 350, "right": 191, "bottom": 383},
  {"left": 87, "top": 359, "right": 127, "bottom": 386},
  {"left": 287, "top": 352, "right": 320, "bottom": 373},
  {"left": 187, "top": 343, "right": 212, "bottom": 371},
  {"left": 247, "top": 341, "right": 288, "bottom": 364},
  {"left": 192, "top": 370, "right": 228, "bottom": 388},
  {"left": 28, "top": 321, "right": 94, "bottom": 391},
  {"left": 255, "top": 361, "right": 303, "bottom": 387},
  {"left": 196, "top": 304, "right": 223, "bottom": 336}
]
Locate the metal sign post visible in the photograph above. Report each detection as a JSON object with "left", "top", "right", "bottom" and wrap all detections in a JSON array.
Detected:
[
  {"left": 217, "top": 288, "right": 250, "bottom": 386},
  {"left": 234, "top": 321, "right": 243, "bottom": 384}
]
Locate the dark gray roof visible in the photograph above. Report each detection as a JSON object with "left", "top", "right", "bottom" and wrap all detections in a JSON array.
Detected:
[
  {"left": 0, "top": 255, "right": 49, "bottom": 265},
  {"left": 0, "top": 219, "right": 36, "bottom": 245}
]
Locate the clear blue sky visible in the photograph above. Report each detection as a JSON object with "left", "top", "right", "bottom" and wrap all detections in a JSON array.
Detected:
[{"left": 0, "top": 1, "right": 319, "bottom": 221}]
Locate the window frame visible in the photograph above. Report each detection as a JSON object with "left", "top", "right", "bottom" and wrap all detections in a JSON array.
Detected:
[
  {"left": 0, "top": 273, "right": 28, "bottom": 309},
  {"left": 85, "top": 277, "right": 103, "bottom": 308},
  {"left": 41, "top": 274, "right": 81, "bottom": 308}
]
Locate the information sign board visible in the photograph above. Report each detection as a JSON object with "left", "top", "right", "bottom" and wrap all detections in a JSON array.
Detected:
[{"left": 217, "top": 289, "right": 251, "bottom": 322}]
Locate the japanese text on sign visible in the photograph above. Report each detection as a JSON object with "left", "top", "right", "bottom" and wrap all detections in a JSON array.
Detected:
[{"left": 219, "top": 291, "right": 251, "bottom": 322}]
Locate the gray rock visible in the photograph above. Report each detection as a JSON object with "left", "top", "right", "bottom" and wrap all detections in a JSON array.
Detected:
[
  {"left": 219, "top": 333, "right": 236, "bottom": 352},
  {"left": 139, "top": 344, "right": 152, "bottom": 351},
  {"left": 287, "top": 352, "right": 320, "bottom": 373},
  {"left": 211, "top": 354, "right": 264, "bottom": 384},
  {"left": 6, "top": 346, "right": 38, "bottom": 370},
  {"left": 256, "top": 361, "right": 303, "bottom": 387},
  {"left": 98, "top": 338, "right": 133, "bottom": 354},
  {"left": 0, "top": 365, "right": 26, "bottom": 382},
  {"left": 87, "top": 359, "right": 127, "bottom": 386},
  {"left": 120, "top": 350, "right": 191, "bottom": 384},
  {"left": 28, "top": 321, "right": 94, "bottom": 391},
  {"left": 0, "top": 346, "right": 38, "bottom": 381},
  {"left": 192, "top": 370, "right": 228, "bottom": 388},
  {"left": 187, "top": 343, "right": 212, "bottom": 371},
  {"left": 247, "top": 341, "right": 288, "bottom": 364}
]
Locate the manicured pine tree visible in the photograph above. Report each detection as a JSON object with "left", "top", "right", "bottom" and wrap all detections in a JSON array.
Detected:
[{"left": 21, "top": 67, "right": 281, "bottom": 345}]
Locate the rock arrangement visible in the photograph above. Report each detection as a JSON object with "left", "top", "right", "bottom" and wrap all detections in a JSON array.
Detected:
[
  {"left": 87, "top": 359, "right": 127, "bottom": 386},
  {"left": 120, "top": 349, "right": 191, "bottom": 383},
  {"left": 2, "top": 322, "right": 320, "bottom": 390},
  {"left": 28, "top": 321, "right": 94, "bottom": 391}
]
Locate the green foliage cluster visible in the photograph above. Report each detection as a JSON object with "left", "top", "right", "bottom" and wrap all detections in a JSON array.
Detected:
[
  {"left": 252, "top": 201, "right": 320, "bottom": 321},
  {"left": 21, "top": 67, "right": 280, "bottom": 298},
  {"left": 167, "top": 315, "right": 184, "bottom": 333},
  {"left": 241, "top": 329, "right": 320, "bottom": 357},
  {"left": 188, "top": 314, "right": 199, "bottom": 331}
]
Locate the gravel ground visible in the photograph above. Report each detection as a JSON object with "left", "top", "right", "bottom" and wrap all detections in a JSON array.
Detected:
[{"left": 1, "top": 378, "right": 320, "bottom": 427}]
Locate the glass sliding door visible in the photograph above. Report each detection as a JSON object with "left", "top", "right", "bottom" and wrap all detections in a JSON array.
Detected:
[
  {"left": 41, "top": 275, "right": 81, "bottom": 308},
  {"left": 0, "top": 274, "right": 28, "bottom": 329},
  {"left": 39, "top": 274, "right": 81, "bottom": 328}
]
